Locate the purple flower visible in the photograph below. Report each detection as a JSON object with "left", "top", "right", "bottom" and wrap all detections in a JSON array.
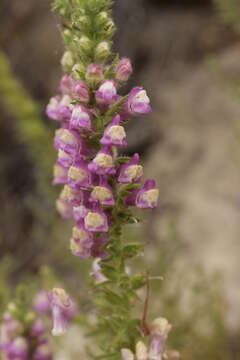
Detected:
[
  {"left": 49, "top": 288, "right": 73, "bottom": 336},
  {"left": 92, "top": 258, "right": 108, "bottom": 284},
  {"left": 84, "top": 206, "right": 109, "bottom": 233},
  {"left": 136, "top": 179, "right": 159, "bottom": 209},
  {"left": 96, "top": 80, "right": 117, "bottom": 105},
  {"left": 56, "top": 197, "right": 73, "bottom": 219},
  {"left": 54, "top": 128, "right": 81, "bottom": 155},
  {"left": 46, "top": 96, "right": 61, "bottom": 121},
  {"left": 58, "top": 95, "right": 74, "bottom": 122},
  {"left": 57, "top": 149, "right": 73, "bottom": 169},
  {"left": 89, "top": 178, "right": 114, "bottom": 206},
  {"left": 60, "top": 75, "right": 74, "bottom": 94},
  {"left": 118, "top": 154, "right": 143, "bottom": 184},
  {"left": 73, "top": 204, "right": 89, "bottom": 223},
  {"left": 33, "top": 343, "right": 53, "bottom": 360},
  {"left": 30, "top": 319, "right": 45, "bottom": 338},
  {"left": 33, "top": 291, "right": 51, "bottom": 314},
  {"left": 125, "top": 87, "right": 151, "bottom": 116},
  {"left": 88, "top": 146, "right": 115, "bottom": 176},
  {"left": 53, "top": 163, "right": 68, "bottom": 185},
  {"left": 70, "top": 105, "right": 92, "bottom": 132},
  {"left": 148, "top": 318, "right": 172, "bottom": 360},
  {"left": 68, "top": 158, "right": 91, "bottom": 190},
  {"left": 61, "top": 185, "right": 84, "bottom": 206},
  {"left": 100, "top": 115, "right": 127, "bottom": 147},
  {"left": 73, "top": 81, "right": 90, "bottom": 103},
  {"left": 70, "top": 223, "right": 93, "bottom": 259},
  {"left": 116, "top": 58, "right": 133, "bottom": 82},
  {"left": 8, "top": 336, "right": 28, "bottom": 359},
  {"left": 86, "top": 63, "right": 103, "bottom": 82}
]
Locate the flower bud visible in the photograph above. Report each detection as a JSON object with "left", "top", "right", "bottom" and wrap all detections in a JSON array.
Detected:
[
  {"left": 72, "top": 63, "right": 85, "bottom": 80},
  {"left": 61, "top": 51, "right": 74, "bottom": 72},
  {"left": 63, "top": 29, "right": 72, "bottom": 45},
  {"left": 121, "top": 349, "right": 134, "bottom": 360},
  {"left": 96, "top": 11, "right": 109, "bottom": 26},
  {"left": 78, "top": 35, "right": 92, "bottom": 55},
  {"left": 116, "top": 58, "right": 133, "bottom": 82},
  {"left": 73, "top": 81, "right": 90, "bottom": 103},
  {"left": 86, "top": 63, "right": 104, "bottom": 83},
  {"left": 96, "top": 80, "right": 117, "bottom": 105},
  {"left": 95, "top": 41, "right": 111, "bottom": 62},
  {"left": 136, "top": 341, "right": 148, "bottom": 360},
  {"left": 92, "top": 258, "right": 108, "bottom": 284},
  {"left": 78, "top": 15, "right": 91, "bottom": 30},
  {"left": 150, "top": 317, "right": 171, "bottom": 337},
  {"left": 104, "top": 19, "right": 116, "bottom": 37}
]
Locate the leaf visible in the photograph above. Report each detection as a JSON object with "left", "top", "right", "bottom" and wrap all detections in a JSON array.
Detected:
[{"left": 122, "top": 243, "right": 143, "bottom": 259}]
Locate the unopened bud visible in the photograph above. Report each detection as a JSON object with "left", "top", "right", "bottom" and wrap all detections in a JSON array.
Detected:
[
  {"left": 72, "top": 63, "right": 85, "bottom": 80},
  {"left": 63, "top": 29, "right": 72, "bottom": 45},
  {"left": 61, "top": 51, "right": 74, "bottom": 72},
  {"left": 96, "top": 11, "right": 109, "bottom": 26},
  {"left": 78, "top": 36, "right": 92, "bottom": 55},
  {"left": 95, "top": 41, "right": 111, "bottom": 62},
  {"left": 150, "top": 317, "right": 172, "bottom": 337}
]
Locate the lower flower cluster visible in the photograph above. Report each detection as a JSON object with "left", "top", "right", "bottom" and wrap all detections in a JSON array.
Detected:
[
  {"left": 0, "top": 306, "right": 52, "bottom": 360},
  {"left": 46, "top": 60, "right": 159, "bottom": 261}
]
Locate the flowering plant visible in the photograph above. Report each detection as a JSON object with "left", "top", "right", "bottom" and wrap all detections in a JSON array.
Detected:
[
  {"left": 0, "top": 288, "right": 53, "bottom": 360},
  {"left": 46, "top": 0, "right": 179, "bottom": 359}
]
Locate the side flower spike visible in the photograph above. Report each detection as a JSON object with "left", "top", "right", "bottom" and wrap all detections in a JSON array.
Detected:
[
  {"left": 149, "top": 317, "right": 172, "bottom": 360},
  {"left": 100, "top": 115, "right": 127, "bottom": 147},
  {"left": 70, "top": 105, "right": 92, "bottom": 132},
  {"left": 88, "top": 146, "right": 115, "bottom": 176},
  {"left": 125, "top": 87, "right": 151, "bottom": 116},
  {"left": 136, "top": 179, "right": 159, "bottom": 209},
  {"left": 49, "top": 288, "right": 73, "bottom": 336},
  {"left": 118, "top": 153, "right": 143, "bottom": 184}
]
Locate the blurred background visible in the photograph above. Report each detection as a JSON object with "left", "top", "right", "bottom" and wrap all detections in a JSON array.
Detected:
[{"left": 1, "top": 0, "right": 240, "bottom": 359}]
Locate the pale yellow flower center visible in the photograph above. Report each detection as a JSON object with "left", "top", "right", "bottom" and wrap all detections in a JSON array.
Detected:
[
  {"left": 135, "top": 90, "right": 149, "bottom": 103},
  {"left": 142, "top": 189, "right": 159, "bottom": 206},
  {"left": 91, "top": 186, "right": 111, "bottom": 201},
  {"left": 68, "top": 166, "right": 86, "bottom": 181},
  {"left": 53, "top": 288, "right": 70, "bottom": 307},
  {"left": 125, "top": 165, "right": 143, "bottom": 181},
  {"left": 72, "top": 226, "right": 88, "bottom": 241},
  {"left": 54, "top": 165, "right": 66, "bottom": 178},
  {"left": 95, "top": 153, "right": 113, "bottom": 168},
  {"left": 150, "top": 317, "right": 171, "bottom": 336},
  {"left": 107, "top": 126, "right": 126, "bottom": 141},
  {"left": 59, "top": 129, "right": 77, "bottom": 145},
  {"left": 70, "top": 238, "right": 83, "bottom": 253},
  {"left": 85, "top": 212, "right": 104, "bottom": 228},
  {"left": 58, "top": 149, "right": 72, "bottom": 162}
]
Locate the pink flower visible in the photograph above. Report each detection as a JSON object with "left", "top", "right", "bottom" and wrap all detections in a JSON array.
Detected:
[
  {"left": 60, "top": 75, "right": 74, "bottom": 94},
  {"left": 96, "top": 80, "right": 117, "bottom": 105},
  {"left": 73, "top": 80, "right": 90, "bottom": 103},
  {"left": 70, "top": 222, "right": 93, "bottom": 259},
  {"left": 118, "top": 154, "right": 143, "bottom": 184},
  {"left": 88, "top": 146, "right": 115, "bottom": 176},
  {"left": 84, "top": 206, "right": 109, "bottom": 233},
  {"left": 92, "top": 258, "right": 108, "bottom": 284},
  {"left": 33, "top": 291, "right": 51, "bottom": 314},
  {"left": 33, "top": 342, "right": 53, "bottom": 360},
  {"left": 46, "top": 96, "right": 61, "bottom": 121},
  {"left": 100, "top": 115, "right": 127, "bottom": 147},
  {"left": 86, "top": 63, "right": 103, "bottom": 82},
  {"left": 49, "top": 288, "right": 74, "bottom": 336},
  {"left": 53, "top": 163, "right": 68, "bottom": 185},
  {"left": 70, "top": 105, "right": 92, "bottom": 132},
  {"left": 136, "top": 179, "right": 159, "bottom": 209},
  {"left": 116, "top": 58, "right": 132, "bottom": 82},
  {"left": 54, "top": 128, "right": 81, "bottom": 156},
  {"left": 89, "top": 177, "right": 115, "bottom": 206},
  {"left": 68, "top": 157, "right": 91, "bottom": 190},
  {"left": 125, "top": 87, "right": 151, "bottom": 115}
]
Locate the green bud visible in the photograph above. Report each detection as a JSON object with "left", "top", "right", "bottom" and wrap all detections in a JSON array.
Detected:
[
  {"left": 104, "top": 19, "right": 116, "bottom": 37},
  {"left": 25, "top": 311, "right": 35, "bottom": 325},
  {"left": 96, "top": 11, "right": 109, "bottom": 26},
  {"left": 61, "top": 51, "right": 74, "bottom": 72},
  {"left": 72, "top": 63, "right": 86, "bottom": 80},
  {"left": 63, "top": 29, "right": 72, "bottom": 45},
  {"left": 78, "top": 35, "right": 92, "bottom": 55},
  {"left": 95, "top": 41, "right": 111, "bottom": 62}
]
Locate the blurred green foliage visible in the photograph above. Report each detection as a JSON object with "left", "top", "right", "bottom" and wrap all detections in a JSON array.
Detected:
[{"left": 214, "top": 0, "right": 240, "bottom": 34}]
